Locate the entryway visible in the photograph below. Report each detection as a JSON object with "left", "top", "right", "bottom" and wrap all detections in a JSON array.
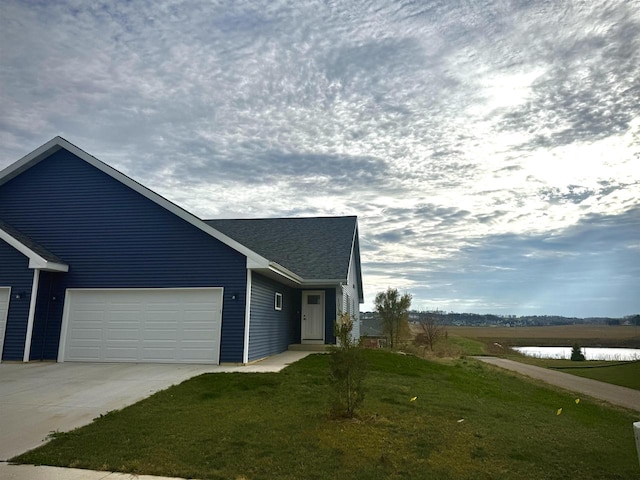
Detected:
[{"left": 301, "top": 290, "right": 324, "bottom": 344}]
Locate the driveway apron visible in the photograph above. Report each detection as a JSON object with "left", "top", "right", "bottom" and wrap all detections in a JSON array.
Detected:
[{"left": 0, "top": 351, "right": 311, "bottom": 461}]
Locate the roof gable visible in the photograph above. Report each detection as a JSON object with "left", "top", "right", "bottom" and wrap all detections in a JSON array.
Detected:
[
  {"left": 206, "top": 216, "right": 358, "bottom": 282},
  {"left": 1, "top": 138, "right": 363, "bottom": 289},
  {"left": 0, "top": 137, "right": 282, "bottom": 274}
]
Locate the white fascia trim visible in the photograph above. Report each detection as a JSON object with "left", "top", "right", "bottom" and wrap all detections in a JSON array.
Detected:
[
  {"left": 29, "top": 260, "right": 69, "bottom": 272},
  {"left": 350, "top": 222, "right": 365, "bottom": 304},
  {"left": 1, "top": 137, "right": 273, "bottom": 271},
  {"left": 0, "top": 227, "right": 69, "bottom": 272},
  {"left": 301, "top": 279, "right": 345, "bottom": 286},
  {"left": 0, "top": 138, "right": 64, "bottom": 186},
  {"left": 268, "top": 262, "right": 303, "bottom": 284}
]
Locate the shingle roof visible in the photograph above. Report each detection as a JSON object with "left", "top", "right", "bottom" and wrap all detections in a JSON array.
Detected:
[
  {"left": 0, "top": 219, "right": 66, "bottom": 264},
  {"left": 205, "top": 216, "right": 357, "bottom": 281}
]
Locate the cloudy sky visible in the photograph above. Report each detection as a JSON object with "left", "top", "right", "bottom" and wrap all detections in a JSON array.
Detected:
[{"left": 1, "top": 1, "right": 639, "bottom": 317}]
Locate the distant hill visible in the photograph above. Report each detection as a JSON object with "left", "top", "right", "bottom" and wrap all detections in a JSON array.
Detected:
[{"left": 360, "top": 311, "right": 639, "bottom": 332}]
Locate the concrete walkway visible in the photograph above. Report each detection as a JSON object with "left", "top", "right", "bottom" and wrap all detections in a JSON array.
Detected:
[
  {"left": 0, "top": 463, "right": 190, "bottom": 480},
  {"left": 475, "top": 356, "right": 640, "bottom": 411},
  {"left": 0, "top": 350, "right": 314, "bottom": 480}
]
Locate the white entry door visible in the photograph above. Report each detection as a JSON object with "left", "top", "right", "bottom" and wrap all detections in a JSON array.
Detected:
[
  {"left": 302, "top": 290, "right": 324, "bottom": 343},
  {"left": 0, "top": 288, "right": 10, "bottom": 361}
]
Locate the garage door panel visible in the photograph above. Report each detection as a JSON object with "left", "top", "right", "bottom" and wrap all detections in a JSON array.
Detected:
[
  {"left": 183, "top": 330, "right": 215, "bottom": 340},
  {"left": 69, "top": 328, "right": 103, "bottom": 341},
  {"left": 145, "top": 329, "right": 179, "bottom": 340},
  {"left": 62, "top": 288, "right": 222, "bottom": 364},
  {"left": 68, "top": 346, "right": 103, "bottom": 360},
  {"left": 104, "top": 348, "right": 138, "bottom": 362},
  {"left": 106, "top": 328, "right": 139, "bottom": 340}
]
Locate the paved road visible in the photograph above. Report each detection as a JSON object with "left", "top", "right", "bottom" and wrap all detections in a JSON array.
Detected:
[{"left": 474, "top": 356, "right": 640, "bottom": 412}]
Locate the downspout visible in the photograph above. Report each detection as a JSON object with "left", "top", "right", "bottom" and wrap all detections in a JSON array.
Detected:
[
  {"left": 23, "top": 268, "right": 40, "bottom": 362},
  {"left": 242, "top": 269, "right": 252, "bottom": 364}
]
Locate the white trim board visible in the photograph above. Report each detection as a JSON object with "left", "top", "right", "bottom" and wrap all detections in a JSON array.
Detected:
[
  {"left": 0, "top": 227, "right": 68, "bottom": 272},
  {"left": 0, "top": 287, "right": 11, "bottom": 362}
]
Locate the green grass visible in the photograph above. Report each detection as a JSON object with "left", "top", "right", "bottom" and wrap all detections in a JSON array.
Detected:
[
  {"left": 559, "top": 361, "right": 640, "bottom": 390},
  {"left": 446, "top": 335, "right": 487, "bottom": 356},
  {"left": 506, "top": 356, "right": 640, "bottom": 390},
  {"left": 13, "top": 351, "right": 640, "bottom": 479}
]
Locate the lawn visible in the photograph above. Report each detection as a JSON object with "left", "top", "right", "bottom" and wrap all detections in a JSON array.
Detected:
[
  {"left": 554, "top": 361, "right": 640, "bottom": 390},
  {"left": 444, "top": 325, "right": 640, "bottom": 390},
  {"left": 13, "top": 351, "right": 640, "bottom": 480},
  {"left": 504, "top": 356, "right": 640, "bottom": 390}
]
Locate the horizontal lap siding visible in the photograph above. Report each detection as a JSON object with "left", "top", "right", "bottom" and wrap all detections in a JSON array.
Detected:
[
  {"left": 0, "top": 240, "right": 34, "bottom": 360},
  {"left": 324, "top": 288, "right": 337, "bottom": 345},
  {"left": 249, "top": 273, "right": 299, "bottom": 362},
  {"left": 0, "top": 150, "right": 246, "bottom": 362},
  {"left": 30, "top": 271, "right": 66, "bottom": 361}
]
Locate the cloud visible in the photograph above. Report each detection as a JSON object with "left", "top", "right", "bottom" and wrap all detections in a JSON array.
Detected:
[{"left": 1, "top": 0, "right": 639, "bottom": 316}]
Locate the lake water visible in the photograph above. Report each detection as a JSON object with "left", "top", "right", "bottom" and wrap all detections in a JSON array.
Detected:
[{"left": 512, "top": 346, "right": 640, "bottom": 361}]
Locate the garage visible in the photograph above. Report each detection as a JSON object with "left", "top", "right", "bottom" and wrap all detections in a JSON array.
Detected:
[
  {"left": 59, "top": 288, "right": 223, "bottom": 364},
  {"left": 0, "top": 287, "right": 9, "bottom": 361}
]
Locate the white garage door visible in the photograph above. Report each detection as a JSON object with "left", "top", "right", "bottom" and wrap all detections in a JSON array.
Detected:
[
  {"left": 0, "top": 287, "right": 10, "bottom": 361},
  {"left": 60, "top": 288, "right": 223, "bottom": 364}
]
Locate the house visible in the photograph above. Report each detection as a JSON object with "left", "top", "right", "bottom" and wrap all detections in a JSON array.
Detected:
[
  {"left": 359, "top": 312, "right": 387, "bottom": 349},
  {"left": 0, "top": 137, "right": 364, "bottom": 364}
]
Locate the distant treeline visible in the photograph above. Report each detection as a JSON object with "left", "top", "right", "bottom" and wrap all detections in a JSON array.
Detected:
[{"left": 361, "top": 311, "right": 640, "bottom": 327}]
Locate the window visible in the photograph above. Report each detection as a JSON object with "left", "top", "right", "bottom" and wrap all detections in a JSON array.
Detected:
[
  {"left": 275, "top": 292, "right": 283, "bottom": 311},
  {"left": 307, "top": 294, "right": 321, "bottom": 305}
]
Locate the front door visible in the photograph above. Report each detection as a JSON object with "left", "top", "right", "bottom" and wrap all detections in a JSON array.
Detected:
[{"left": 301, "top": 290, "right": 324, "bottom": 343}]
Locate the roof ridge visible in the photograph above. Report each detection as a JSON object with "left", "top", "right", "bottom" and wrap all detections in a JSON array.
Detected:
[{"left": 205, "top": 215, "right": 356, "bottom": 221}]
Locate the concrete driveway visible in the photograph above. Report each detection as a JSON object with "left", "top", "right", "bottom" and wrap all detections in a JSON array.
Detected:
[{"left": 0, "top": 351, "right": 311, "bottom": 461}]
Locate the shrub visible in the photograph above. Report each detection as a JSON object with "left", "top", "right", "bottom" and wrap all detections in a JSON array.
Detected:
[
  {"left": 329, "top": 314, "right": 367, "bottom": 418},
  {"left": 570, "top": 343, "right": 586, "bottom": 361}
]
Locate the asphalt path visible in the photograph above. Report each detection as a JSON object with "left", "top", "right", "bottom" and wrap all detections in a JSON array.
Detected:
[{"left": 474, "top": 356, "right": 640, "bottom": 412}]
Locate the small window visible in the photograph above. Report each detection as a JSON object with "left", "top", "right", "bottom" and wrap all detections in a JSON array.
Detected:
[
  {"left": 307, "top": 294, "right": 321, "bottom": 305},
  {"left": 275, "top": 292, "right": 283, "bottom": 311}
]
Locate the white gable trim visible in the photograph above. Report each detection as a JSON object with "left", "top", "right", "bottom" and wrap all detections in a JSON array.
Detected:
[
  {"left": 0, "top": 137, "right": 275, "bottom": 273},
  {"left": 0, "top": 227, "right": 69, "bottom": 272},
  {"left": 268, "top": 262, "right": 303, "bottom": 284},
  {"left": 349, "top": 222, "right": 364, "bottom": 304}
]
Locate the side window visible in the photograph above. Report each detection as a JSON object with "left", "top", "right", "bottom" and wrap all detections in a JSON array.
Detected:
[{"left": 275, "top": 292, "right": 283, "bottom": 311}]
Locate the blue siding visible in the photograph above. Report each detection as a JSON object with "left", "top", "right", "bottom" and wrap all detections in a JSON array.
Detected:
[
  {"left": 0, "top": 149, "right": 247, "bottom": 362},
  {"left": 248, "top": 273, "right": 299, "bottom": 362},
  {"left": 324, "top": 288, "right": 336, "bottom": 345},
  {"left": 30, "top": 271, "right": 66, "bottom": 361},
  {"left": 0, "top": 239, "right": 34, "bottom": 361}
]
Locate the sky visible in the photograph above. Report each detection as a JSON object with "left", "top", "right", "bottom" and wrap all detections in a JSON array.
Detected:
[{"left": 1, "top": 1, "right": 639, "bottom": 318}]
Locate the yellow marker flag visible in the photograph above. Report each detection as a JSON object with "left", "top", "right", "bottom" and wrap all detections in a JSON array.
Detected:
[
  {"left": 556, "top": 408, "right": 562, "bottom": 415},
  {"left": 575, "top": 399, "right": 580, "bottom": 404},
  {"left": 410, "top": 396, "right": 417, "bottom": 402}
]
